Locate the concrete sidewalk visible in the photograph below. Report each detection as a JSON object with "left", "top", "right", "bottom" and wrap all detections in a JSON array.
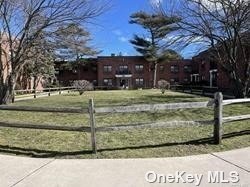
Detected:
[{"left": 0, "top": 147, "right": 249, "bottom": 187}]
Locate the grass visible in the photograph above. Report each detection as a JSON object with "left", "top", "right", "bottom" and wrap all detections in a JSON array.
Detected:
[{"left": 0, "top": 89, "right": 249, "bottom": 159}]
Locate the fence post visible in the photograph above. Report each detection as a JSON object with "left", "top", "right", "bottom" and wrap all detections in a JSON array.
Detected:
[
  {"left": 12, "top": 92, "right": 15, "bottom": 103},
  {"left": 59, "top": 85, "right": 61, "bottom": 95},
  {"left": 48, "top": 87, "right": 51, "bottom": 96},
  {"left": 202, "top": 87, "right": 205, "bottom": 96},
  {"left": 214, "top": 92, "right": 223, "bottom": 144},
  {"left": 34, "top": 89, "right": 37, "bottom": 98},
  {"left": 89, "top": 98, "right": 97, "bottom": 154}
]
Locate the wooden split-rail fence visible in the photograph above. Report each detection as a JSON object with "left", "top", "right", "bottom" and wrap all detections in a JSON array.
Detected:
[
  {"left": 0, "top": 92, "right": 249, "bottom": 154},
  {"left": 14, "top": 86, "right": 77, "bottom": 100}
]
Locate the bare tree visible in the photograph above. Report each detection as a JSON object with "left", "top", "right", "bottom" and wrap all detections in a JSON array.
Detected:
[
  {"left": 0, "top": 0, "right": 107, "bottom": 104},
  {"left": 161, "top": 0, "right": 250, "bottom": 98},
  {"left": 158, "top": 79, "right": 170, "bottom": 94},
  {"left": 21, "top": 32, "right": 55, "bottom": 91},
  {"left": 73, "top": 80, "right": 93, "bottom": 95}
]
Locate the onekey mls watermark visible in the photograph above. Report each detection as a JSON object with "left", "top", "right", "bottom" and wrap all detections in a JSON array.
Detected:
[{"left": 145, "top": 171, "right": 241, "bottom": 186}]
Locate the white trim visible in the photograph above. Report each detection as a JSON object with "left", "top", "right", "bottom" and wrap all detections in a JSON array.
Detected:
[
  {"left": 209, "top": 69, "right": 218, "bottom": 73},
  {"left": 115, "top": 75, "right": 132, "bottom": 78},
  {"left": 209, "top": 69, "right": 218, "bottom": 87}
]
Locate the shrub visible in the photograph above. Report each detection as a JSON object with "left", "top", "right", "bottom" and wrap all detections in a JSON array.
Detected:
[
  {"left": 72, "top": 80, "right": 93, "bottom": 95},
  {"left": 14, "top": 83, "right": 22, "bottom": 90},
  {"left": 158, "top": 79, "right": 170, "bottom": 94}
]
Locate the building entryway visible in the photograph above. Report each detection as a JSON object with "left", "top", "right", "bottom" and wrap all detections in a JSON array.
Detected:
[
  {"left": 120, "top": 79, "right": 127, "bottom": 87},
  {"left": 116, "top": 77, "right": 131, "bottom": 89},
  {"left": 209, "top": 69, "right": 218, "bottom": 87}
]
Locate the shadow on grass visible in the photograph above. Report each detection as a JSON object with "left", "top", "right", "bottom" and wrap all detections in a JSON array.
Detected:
[
  {"left": 0, "top": 130, "right": 249, "bottom": 158},
  {"left": 140, "top": 94, "right": 203, "bottom": 103},
  {"left": 88, "top": 95, "right": 201, "bottom": 107}
]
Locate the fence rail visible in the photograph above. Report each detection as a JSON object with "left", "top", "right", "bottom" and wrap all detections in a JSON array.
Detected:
[
  {"left": 0, "top": 92, "right": 249, "bottom": 154},
  {"left": 0, "top": 105, "right": 87, "bottom": 113},
  {"left": 223, "top": 98, "right": 250, "bottom": 106},
  {"left": 171, "top": 85, "right": 235, "bottom": 98},
  {"left": 96, "top": 120, "right": 214, "bottom": 132},
  {"left": 15, "top": 86, "right": 75, "bottom": 93},
  {"left": 14, "top": 86, "right": 77, "bottom": 102},
  {"left": 95, "top": 101, "right": 214, "bottom": 114}
]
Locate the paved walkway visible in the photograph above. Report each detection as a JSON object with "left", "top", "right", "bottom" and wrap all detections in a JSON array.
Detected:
[{"left": 0, "top": 147, "right": 249, "bottom": 187}]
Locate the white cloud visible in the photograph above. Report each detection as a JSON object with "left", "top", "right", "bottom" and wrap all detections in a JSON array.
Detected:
[
  {"left": 149, "top": 0, "right": 163, "bottom": 7},
  {"left": 112, "top": 29, "right": 122, "bottom": 36},
  {"left": 119, "top": 36, "right": 129, "bottom": 42}
]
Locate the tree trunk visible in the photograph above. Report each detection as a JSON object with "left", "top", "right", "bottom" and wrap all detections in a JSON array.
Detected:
[
  {"left": 0, "top": 74, "right": 16, "bottom": 105},
  {"left": 153, "top": 62, "right": 158, "bottom": 88},
  {"left": 33, "top": 76, "right": 38, "bottom": 90},
  {"left": 232, "top": 79, "right": 248, "bottom": 98}
]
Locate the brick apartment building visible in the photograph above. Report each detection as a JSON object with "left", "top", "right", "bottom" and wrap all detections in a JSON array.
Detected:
[
  {"left": 0, "top": 34, "right": 44, "bottom": 91},
  {"left": 191, "top": 51, "right": 219, "bottom": 88},
  {"left": 190, "top": 31, "right": 250, "bottom": 91},
  {"left": 55, "top": 58, "right": 98, "bottom": 86},
  {"left": 55, "top": 56, "right": 193, "bottom": 89},
  {"left": 191, "top": 48, "right": 250, "bottom": 90}
]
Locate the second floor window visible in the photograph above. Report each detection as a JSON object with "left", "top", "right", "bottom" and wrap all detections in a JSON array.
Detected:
[
  {"left": 119, "top": 65, "right": 128, "bottom": 71},
  {"left": 135, "top": 65, "right": 144, "bottom": 72},
  {"left": 104, "top": 65, "right": 112, "bottom": 73},
  {"left": 118, "top": 65, "right": 129, "bottom": 74},
  {"left": 184, "top": 65, "right": 192, "bottom": 73},
  {"left": 171, "top": 65, "right": 179, "bottom": 73},
  {"left": 159, "top": 65, "right": 164, "bottom": 72}
]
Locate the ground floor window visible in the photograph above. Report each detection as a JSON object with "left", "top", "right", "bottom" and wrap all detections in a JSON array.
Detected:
[
  {"left": 135, "top": 78, "right": 144, "bottom": 86},
  {"left": 93, "top": 80, "right": 97, "bottom": 86},
  {"left": 170, "top": 78, "right": 179, "bottom": 84},
  {"left": 103, "top": 79, "right": 113, "bottom": 86}
]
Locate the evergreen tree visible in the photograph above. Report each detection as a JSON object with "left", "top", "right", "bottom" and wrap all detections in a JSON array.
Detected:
[{"left": 130, "top": 11, "right": 181, "bottom": 88}]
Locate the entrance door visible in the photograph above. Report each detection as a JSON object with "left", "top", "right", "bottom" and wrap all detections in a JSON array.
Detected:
[{"left": 120, "top": 79, "right": 127, "bottom": 88}]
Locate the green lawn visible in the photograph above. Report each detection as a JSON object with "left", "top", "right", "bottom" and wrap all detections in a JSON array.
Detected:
[{"left": 0, "top": 89, "right": 249, "bottom": 159}]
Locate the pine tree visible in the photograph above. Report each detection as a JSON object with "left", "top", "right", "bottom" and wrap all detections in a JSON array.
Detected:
[{"left": 130, "top": 11, "right": 181, "bottom": 88}]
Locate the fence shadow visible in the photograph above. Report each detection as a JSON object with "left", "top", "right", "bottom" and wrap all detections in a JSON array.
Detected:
[{"left": 0, "top": 130, "right": 248, "bottom": 158}]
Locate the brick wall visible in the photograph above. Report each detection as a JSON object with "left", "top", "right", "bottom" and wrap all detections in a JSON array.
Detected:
[
  {"left": 55, "top": 59, "right": 98, "bottom": 86},
  {"left": 55, "top": 56, "right": 194, "bottom": 89}
]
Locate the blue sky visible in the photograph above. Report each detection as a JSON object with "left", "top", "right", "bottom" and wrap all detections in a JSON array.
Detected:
[{"left": 88, "top": 0, "right": 202, "bottom": 59}]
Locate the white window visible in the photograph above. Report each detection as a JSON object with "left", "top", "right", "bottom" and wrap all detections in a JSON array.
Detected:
[
  {"left": 135, "top": 78, "right": 144, "bottom": 86},
  {"left": 184, "top": 65, "right": 192, "bottom": 73},
  {"left": 159, "top": 65, "right": 164, "bottom": 72},
  {"left": 171, "top": 65, "right": 179, "bottom": 73},
  {"left": 135, "top": 65, "right": 144, "bottom": 72},
  {"left": 104, "top": 65, "right": 112, "bottom": 73},
  {"left": 103, "top": 79, "right": 112, "bottom": 86},
  {"left": 119, "top": 65, "right": 128, "bottom": 71}
]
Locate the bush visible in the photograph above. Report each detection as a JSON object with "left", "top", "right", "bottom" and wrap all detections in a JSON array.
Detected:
[
  {"left": 15, "top": 83, "right": 22, "bottom": 90},
  {"left": 158, "top": 79, "right": 170, "bottom": 94},
  {"left": 72, "top": 80, "right": 93, "bottom": 95}
]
